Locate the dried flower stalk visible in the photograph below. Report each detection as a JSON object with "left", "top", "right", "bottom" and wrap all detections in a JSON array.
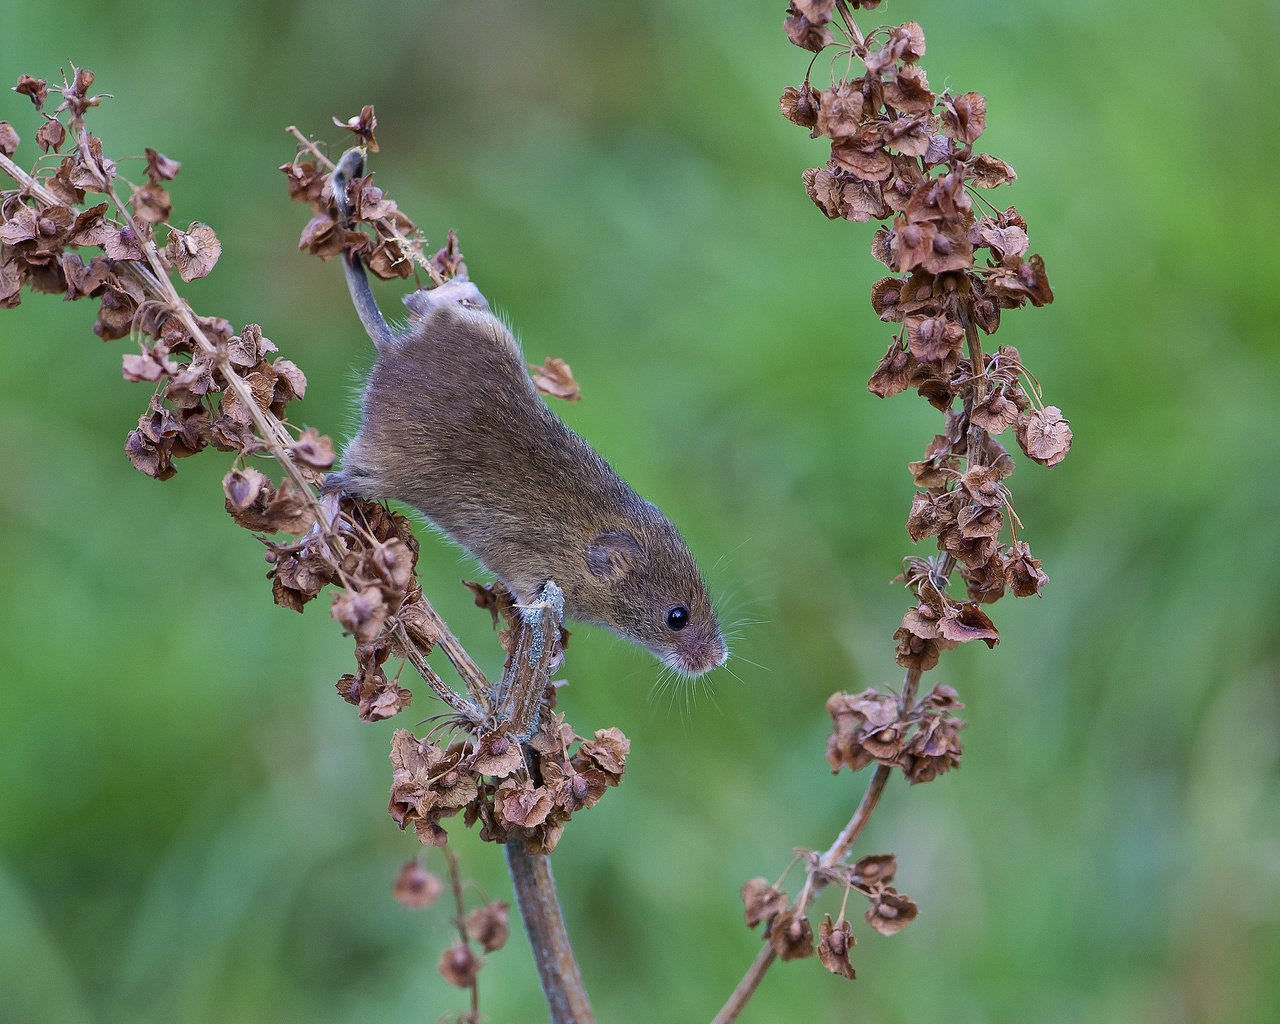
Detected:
[
  {"left": 0, "top": 69, "right": 608, "bottom": 1023},
  {"left": 714, "top": 3, "right": 1070, "bottom": 1018}
]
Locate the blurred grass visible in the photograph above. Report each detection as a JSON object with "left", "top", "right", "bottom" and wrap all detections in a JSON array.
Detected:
[{"left": 1, "top": 1, "right": 1278, "bottom": 1022}]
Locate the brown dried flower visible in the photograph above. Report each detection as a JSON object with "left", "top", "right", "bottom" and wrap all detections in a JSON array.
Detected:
[
  {"left": 393, "top": 860, "right": 443, "bottom": 910},
  {"left": 466, "top": 901, "right": 511, "bottom": 953},
  {"left": 817, "top": 915, "right": 856, "bottom": 979},
  {"left": 741, "top": 877, "right": 789, "bottom": 929},
  {"left": 865, "top": 889, "right": 919, "bottom": 936},
  {"left": 437, "top": 943, "right": 481, "bottom": 988},
  {"left": 529, "top": 356, "right": 581, "bottom": 401},
  {"left": 767, "top": 908, "right": 815, "bottom": 961}
]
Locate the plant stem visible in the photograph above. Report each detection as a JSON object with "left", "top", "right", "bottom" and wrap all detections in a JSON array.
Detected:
[
  {"left": 444, "top": 844, "right": 482, "bottom": 1021},
  {"left": 494, "top": 582, "right": 564, "bottom": 741},
  {"left": 505, "top": 842, "right": 595, "bottom": 1024},
  {"left": 390, "top": 620, "right": 481, "bottom": 719},
  {"left": 710, "top": 667, "right": 919, "bottom": 1024},
  {"left": 961, "top": 312, "right": 989, "bottom": 465}
]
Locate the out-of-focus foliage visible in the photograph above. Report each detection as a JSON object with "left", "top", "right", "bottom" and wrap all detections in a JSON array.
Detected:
[{"left": 1, "top": 2, "right": 1277, "bottom": 1022}]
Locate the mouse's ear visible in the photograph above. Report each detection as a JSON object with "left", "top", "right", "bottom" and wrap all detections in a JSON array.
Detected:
[{"left": 586, "top": 531, "right": 643, "bottom": 579}]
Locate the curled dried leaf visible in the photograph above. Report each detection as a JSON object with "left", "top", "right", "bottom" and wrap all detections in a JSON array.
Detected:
[
  {"left": 574, "top": 727, "right": 629, "bottom": 784},
  {"left": 13, "top": 75, "right": 48, "bottom": 109},
  {"left": 332, "top": 585, "right": 389, "bottom": 644},
  {"left": 35, "top": 117, "right": 66, "bottom": 154},
  {"left": 767, "top": 908, "right": 815, "bottom": 961},
  {"left": 779, "top": 83, "right": 820, "bottom": 129},
  {"left": 852, "top": 853, "right": 897, "bottom": 885},
  {"left": 937, "top": 601, "right": 1000, "bottom": 647},
  {"left": 144, "top": 148, "right": 181, "bottom": 183},
  {"left": 784, "top": 8, "right": 834, "bottom": 53},
  {"left": 1004, "top": 540, "right": 1049, "bottom": 597},
  {"left": 468, "top": 731, "right": 523, "bottom": 778},
  {"left": 223, "top": 467, "right": 269, "bottom": 512},
  {"left": 868, "top": 340, "right": 913, "bottom": 398},
  {"left": 494, "top": 778, "right": 554, "bottom": 829},
  {"left": 0, "top": 121, "right": 19, "bottom": 156},
  {"left": 969, "top": 153, "right": 1016, "bottom": 189},
  {"left": 333, "top": 105, "right": 378, "bottom": 151},
  {"left": 337, "top": 663, "right": 412, "bottom": 722},
  {"left": 437, "top": 944, "right": 480, "bottom": 988},
  {"left": 466, "top": 901, "right": 510, "bottom": 952},
  {"left": 941, "top": 91, "right": 987, "bottom": 144},
  {"left": 1015, "top": 406, "right": 1072, "bottom": 467}
]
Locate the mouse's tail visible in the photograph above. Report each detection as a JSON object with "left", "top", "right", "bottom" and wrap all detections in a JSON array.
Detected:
[{"left": 332, "top": 147, "right": 397, "bottom": 353}]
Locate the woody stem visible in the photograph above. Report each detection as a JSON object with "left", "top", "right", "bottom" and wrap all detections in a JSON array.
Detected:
[{"left": 506, "top": 843, "right": 595, "bottom": 1024}]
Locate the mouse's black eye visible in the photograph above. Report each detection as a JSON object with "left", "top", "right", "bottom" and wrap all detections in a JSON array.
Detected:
[{"left": 665, "top": 605, "right": 690, "bottom": 631}]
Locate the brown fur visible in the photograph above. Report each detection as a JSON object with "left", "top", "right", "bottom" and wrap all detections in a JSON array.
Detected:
[{"left": 334, "top": 280, "right": 726, "bottom": 675}]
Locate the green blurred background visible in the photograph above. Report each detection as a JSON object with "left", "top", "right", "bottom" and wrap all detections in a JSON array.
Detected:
[{"left": 2, "top": 2, "right": 1277, "bottom": 1022}]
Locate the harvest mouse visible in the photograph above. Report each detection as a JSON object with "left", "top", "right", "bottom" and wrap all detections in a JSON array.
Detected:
[{"left": 326, "top": 150, "right": 727, "bottom": 676}]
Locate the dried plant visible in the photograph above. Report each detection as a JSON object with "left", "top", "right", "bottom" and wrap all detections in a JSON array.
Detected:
[
  {"left": 710, "top": 3, "right": 1069, "bottom": 1019},
  {"left": 2, "top": 1, "right": 1067, "bottom": 1016}
]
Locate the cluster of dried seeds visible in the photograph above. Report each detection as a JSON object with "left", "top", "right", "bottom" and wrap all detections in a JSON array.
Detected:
[
  {"left": 825, "top": 683, "right": 964, "bottom": 784},
  {"left": 721, "top": 1, "right": 1069, "bottom": 989},
  {"left": 389, "top": 714, "right": 630, "bottom": 855},
  {"left": 742, "top": 851, "right": 917, "bottom": 979}
]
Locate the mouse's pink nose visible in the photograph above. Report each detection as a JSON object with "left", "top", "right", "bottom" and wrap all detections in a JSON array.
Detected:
[{"left": 670, "top": 630, "right": 729, "bottom": 677}]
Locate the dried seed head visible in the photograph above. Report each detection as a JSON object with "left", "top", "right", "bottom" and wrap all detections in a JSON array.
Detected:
[
  {"left": 817, "top": 915, "right": 857, "bottom": 979},
  {"left": 466, "top": 901, "right": 511, "bottom": 952},
  {"left": 741, "top": 877, "right": 789, "bottom": 929},
  {"left": 767, "top": 908, "right": 815, "bottom": 961},
  {"left": 392, "top": 860, "right": 442, "bottom": 910},
  {"left": 865, "top": 889, "right": 919, "bottom": 935},
  {"left": 437, "top": 943, "right": 480, "bottom": 988}
]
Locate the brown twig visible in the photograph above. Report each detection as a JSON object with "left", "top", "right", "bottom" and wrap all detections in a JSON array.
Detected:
[
  {"left": 444, "top": 844, "right": 482, "bottom": 1022},
  {"left": 412, "top": 599, "right": 493, "bottom": 706},
  {"left": 390, "top": 619, "right": 481, "bottom": 719}
]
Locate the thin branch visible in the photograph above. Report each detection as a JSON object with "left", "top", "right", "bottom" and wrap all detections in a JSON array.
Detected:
[
  {"left": 390, "top": 620, "right": 481, "bottom": 720},
  {"left": 285, "top": 125, "right": 335, "bottom": 169},
  {"left": 411, "top": 599, "right": 493, "bottom": 706},
  {"left": 444, "top": 844, "right": 482, "bottom": 1023},
  {"left": 0, "top": 152, "right": 60, "bottom": 205}
]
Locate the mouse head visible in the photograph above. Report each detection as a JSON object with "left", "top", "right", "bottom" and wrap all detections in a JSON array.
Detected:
[{"left": 583, "top": 517, "right": 726, "bottom": 677}]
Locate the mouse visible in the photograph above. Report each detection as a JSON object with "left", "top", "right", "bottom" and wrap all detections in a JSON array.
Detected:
[{"left": 325, "top": 151, "right": 727, "bottom": 677}]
